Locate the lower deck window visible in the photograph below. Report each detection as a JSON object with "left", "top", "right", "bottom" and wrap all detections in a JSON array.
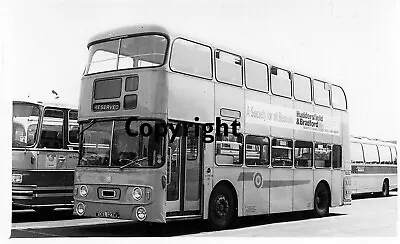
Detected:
[
  {"left": 215, "top": 133, "right": 243, "bottom": 165},
  {"left": 314, "top": 143, "right": 331, "bottom": 168},
  {"left": 245, "top": 136, "right": 269, "bottom": 166},
  {"left": 294, "top": 141, "right": 313, "bottom": 168},
  {"left": 271, "top": 138, "right": 293, "bottom": 167},
  {"left": 332, "top": 145, "right": 342, "bottom": 169}
]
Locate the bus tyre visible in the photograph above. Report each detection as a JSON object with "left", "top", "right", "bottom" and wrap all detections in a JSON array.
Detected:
[
  {"left": 313, "top": 183, "right": 330, "bottom": 217},
  {"left": 382, "top": 180, "right": 389, "bottom": 197},
  {"left": 208, "top": 185, "right": 236, "bottom": 230}
]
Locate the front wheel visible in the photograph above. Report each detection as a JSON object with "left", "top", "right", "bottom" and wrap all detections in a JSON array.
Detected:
[
  {"left": 208, "top": 185, "right": 236, "bottom": 230},
  {"left": 313, "top": 183, "right": 330, "bottom": 217}
]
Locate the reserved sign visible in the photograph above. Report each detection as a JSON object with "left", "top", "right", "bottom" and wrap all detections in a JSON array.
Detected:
[{"left": 92, "top": 102, "right": 120, "bottom": 112}]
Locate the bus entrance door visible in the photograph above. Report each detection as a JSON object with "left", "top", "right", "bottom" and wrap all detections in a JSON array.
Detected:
[{"left": 166, "top": 126, "right": 202, "bottom": 217}]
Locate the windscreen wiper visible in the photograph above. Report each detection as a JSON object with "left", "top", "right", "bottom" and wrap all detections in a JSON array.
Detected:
[
  {"left": 119, "top": 157, "right": 148, "bottom": 169},
  {"left": 79, "top": 119, "right": 96, "bottom": 136}
]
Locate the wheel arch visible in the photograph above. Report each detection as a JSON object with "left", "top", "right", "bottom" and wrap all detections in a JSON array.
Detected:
[
  {"left": 209, "top": 180, "right": 239, "bottom": 217},
  {"left": 315, "top": 180, "right": 332, "bottom": 207}
]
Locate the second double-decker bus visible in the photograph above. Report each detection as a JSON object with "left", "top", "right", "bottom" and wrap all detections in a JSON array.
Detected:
[
  {"left": 12, "top": 100, "right": 79, "bottom": 212},
  {"left": 350, "top": 136, "right": 397, "bottom": 196},
  {"left": 74, "top": 25, "right": 351, "bottom": 230}
]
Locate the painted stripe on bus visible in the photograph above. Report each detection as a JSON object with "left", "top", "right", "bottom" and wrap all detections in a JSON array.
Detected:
[
  {"left": 351, "top": 165, "right": 397, "bottom": 174},
  {"left": 237, "top": 172, "right": 310, "bottom": 188}
]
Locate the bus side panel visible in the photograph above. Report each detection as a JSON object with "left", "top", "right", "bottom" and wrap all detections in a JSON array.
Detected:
[
  {"left": 389, "top": 172, "right": 397, "bottom": 190},
  {"left": 167, "top": 72, "right": 214, "bottom": 123},
  {"left": 341, "top": 111, "right": 351, "bottom": 203},
  {"left": 244, "top": 91, "right": 271, "bottom": 136},
  {"left": 243, "top": 167, "right": 270, "bottom": 216},
  {"left": 353, "top": 174, "right": 383, "bottom": 193},
  {"left": 313, "top": 169, "right": 332, "bottom": 203},
  {"left": 213, "top": 82, "right": 245, "bottom": 218},
  {"left": 212, "top": 167, "right": 244, "bottom": 217},
  {"left": 331, "top": 170, "right": 343, "bottom": 207},
  {"left": 270, "top": 96, "right": 293, "bottom": 139},
  {"left": 331, "top": 109, "right": 343, "bottom": 146},
  {"left": 270, "top": 168, "right": 293, "bottom": 213},
  {"left": 293, "top": 102, "right": 313, "bottom": 140},
  {"left": 293, "top": 168, "right": 314, "bottom": 211},
  {"left": 202, "top": 142, "right": 214, "bottom": 220},
  {"left": 313, "top": 106, "right": 331, "bottom": 144}
]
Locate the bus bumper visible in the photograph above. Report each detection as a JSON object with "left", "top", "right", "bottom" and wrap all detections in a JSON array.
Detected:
[
  {"left": 73, "top": 201, "right": 165, "bottom": 223},
  {"left": 12, "top": 184, "right": 73, "bottom": 208}
]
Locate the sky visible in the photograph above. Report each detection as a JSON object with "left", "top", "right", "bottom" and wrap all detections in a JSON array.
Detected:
[{"left": 2, "top": 0, "right": 399, "bottom": 141}]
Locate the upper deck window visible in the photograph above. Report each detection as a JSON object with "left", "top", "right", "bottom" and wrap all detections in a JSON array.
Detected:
[
  {"left": 170, "top": 38, "right": 212, "bottom": 79},
  {"left": 86, "top": 34, "right": 168, "bottom": 75},
  {"left": 270, "top": 67, "right": 292, "bottom": 98},
  {"left": 331, "top": 85, "right": 347, "bottom": 110},
  {"left": 293, "top": 73, "right": 312, "bottom": 102},
  {"left": 313, "top": 80, "right": 330, "bottom": 107},
  {"left": 215, "top": 50, "right": 243, "bottom": 86},
  {"left": 245, "top": 59, "right": 268, "bottom": 92}
]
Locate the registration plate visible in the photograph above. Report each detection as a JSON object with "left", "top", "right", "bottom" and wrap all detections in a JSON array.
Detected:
[{"left": 96, "top": 211, "right": 120, "bottom": 219}]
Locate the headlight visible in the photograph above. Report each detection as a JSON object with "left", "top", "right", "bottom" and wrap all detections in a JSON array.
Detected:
[
  {"left": 79, "top": 185, "right": 88, "bottom": 197},
  {"left": 132, "top": 187, "right": 143, "bottom": 201},
  {"left": 12, "top": 174, "right": 23, "bottom": 184},
  {"left": 76, "top": 202, "right": 86, "bottom": 216},
  {"left": 135, "top": 206, "right": 147, "bottom": 221}
]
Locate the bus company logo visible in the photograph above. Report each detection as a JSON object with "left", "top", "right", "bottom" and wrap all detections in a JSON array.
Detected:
[
  {"left": 253, "top": 172, "right": 263, "bottom": 188},
  {"left": 295, "top": 111, "right": 323, "bottom": 129}
]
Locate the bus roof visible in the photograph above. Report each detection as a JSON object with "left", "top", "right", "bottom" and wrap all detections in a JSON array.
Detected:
[
  {"left": 87, "top": 24, "right": 170, "bottom": 47},
  {"left": 87, "top": 24, "right": 344, "bottom": 89},
  {"left": 13, "top": 99, "right": 78, "bottom": 110},
  {"left": 351, "top": 135, "right": 397, "bottom": 146}
]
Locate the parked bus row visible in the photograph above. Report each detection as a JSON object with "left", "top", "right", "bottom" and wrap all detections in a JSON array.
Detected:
[
  {"left": 350, "top": 136, "right": 397, "bottom": 196},
  {"left": 12, "top": 100, "right": 78, "bottom": 212}
]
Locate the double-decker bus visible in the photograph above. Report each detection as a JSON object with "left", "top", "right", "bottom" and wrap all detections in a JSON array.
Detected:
[
  {"left": 74, "top": 25, "right": 351, "bottom": 230},
  {"left": 12, "top": 100, "right": 79, "bottom": 212},
  {"left": 350, "top": 136, "right": 397, "bottom": 196}
]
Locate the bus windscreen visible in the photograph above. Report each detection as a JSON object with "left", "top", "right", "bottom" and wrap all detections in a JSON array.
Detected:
[{"left": 86, "top": 35, "right": 168, "bottom": 74}]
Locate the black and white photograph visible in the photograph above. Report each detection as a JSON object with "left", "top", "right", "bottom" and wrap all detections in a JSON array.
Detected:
[{"left": 1, "top": 0, "right": 398, "bottom": 239}]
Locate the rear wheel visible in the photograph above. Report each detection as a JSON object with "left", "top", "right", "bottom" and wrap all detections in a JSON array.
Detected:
[
  {"left": 208, "top": 185, "right": 236, "bottom": 230},
  {"left": 382, "top": 180, "right": 389, "bottom": 197},
  {"left": 313, "top": 183, "right": 330, "bottom": 217}
]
